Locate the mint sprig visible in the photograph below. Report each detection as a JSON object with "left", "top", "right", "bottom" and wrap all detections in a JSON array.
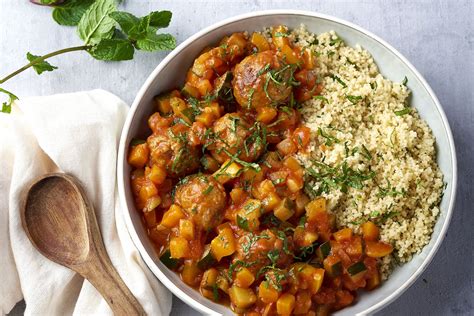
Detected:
[{"left": 0, "top": 0, "right": 176, "bottom": 114}]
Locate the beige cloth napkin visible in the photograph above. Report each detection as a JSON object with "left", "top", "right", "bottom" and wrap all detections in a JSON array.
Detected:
[{"left": 0, "top": 90, "right": 172, "bottom": 316}]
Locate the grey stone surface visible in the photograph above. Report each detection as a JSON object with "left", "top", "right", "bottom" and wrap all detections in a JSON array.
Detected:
[{"left": 1, "top": 0, "right": 472, "bottom": 315}]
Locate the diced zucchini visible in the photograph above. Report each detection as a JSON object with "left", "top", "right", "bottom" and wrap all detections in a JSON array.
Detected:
[
  {"left": 323, "top": 256, "right": 342, "bottom": 278},
  {"left": 213, "top": 71, "right": 234, "bottom": 102},
  {"left": 316, "top": 241, "right": 331, "bottom": 261},
  {"left": 197, "top": 245, "right": 217, "bottom": 270},
  {"left": 347, "top": 261, "right": 367, "bottom": 276},
  {"left": 160, "top": 249, "right": 179, "bottom": 269}
]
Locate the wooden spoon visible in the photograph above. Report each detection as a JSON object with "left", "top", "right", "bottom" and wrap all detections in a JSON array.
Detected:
[{"left": 21, "top": 173, "right": 146, "bottom": 316}]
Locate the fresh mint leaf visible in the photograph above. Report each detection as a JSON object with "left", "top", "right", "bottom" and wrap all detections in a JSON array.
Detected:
[
  {"left": 77, "top": 0, "right": 117, "bottom": 45},
  {"left": 109, "top": 11, "right": 140, "bottom": 36},
  {"left": 89, "top": 38, "right": 134, "bottom": 61},
  {"left": 148, "top": 11, "right": 172, "bottom": 28},
  {"left": 26, "top": 52, "right": 58, "bottom": 74},
  {"left": 52, "top": 0, "right": 95, "bottom": 26},
  {"left": 136, "top": 32, "right": 176, "bottom": 51},
  {"left": 0, "top": 88, "right": 18, "bottom": 114}
]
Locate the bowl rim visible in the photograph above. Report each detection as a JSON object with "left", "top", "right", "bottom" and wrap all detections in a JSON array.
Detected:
[{"left": 117, "top": 9, "right": 457, "bottom": 315}]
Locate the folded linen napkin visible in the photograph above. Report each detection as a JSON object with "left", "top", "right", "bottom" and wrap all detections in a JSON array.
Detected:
[{"left": 0, "top": 89, "right": 172, "bottom": 316}]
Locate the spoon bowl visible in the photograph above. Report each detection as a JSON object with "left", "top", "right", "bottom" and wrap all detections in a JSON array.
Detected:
[
  {"left": 22, "top": 173, "right": 146, "bottom": 316},
  {"left": 24, "top": 175, "right": 90, "bottom": 265}
]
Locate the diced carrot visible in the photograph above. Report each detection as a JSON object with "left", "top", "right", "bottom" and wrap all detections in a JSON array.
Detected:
[{"left": 365, "top": 241, "right": 393, "bottom": 258}]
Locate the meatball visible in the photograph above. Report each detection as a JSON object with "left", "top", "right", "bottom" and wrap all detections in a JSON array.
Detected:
[
  {"left": 147, "top": 130, "right": 200, "bottom": 178},
  {"left": 207, "top": 113, "right": 264, "bottom": 163},
  {"left": 174, "top": 174, "right": 227, "bottom": 231},
  {"left": 233, "top": 50, "right": 293, "bottom": 110},
  {"left": 234, "top": 229, "right": 293, "bottom": 273}
]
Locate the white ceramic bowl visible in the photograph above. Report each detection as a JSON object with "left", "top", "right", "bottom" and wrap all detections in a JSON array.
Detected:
[{"left": 118, "top": 10, "right": 457, "bottom": 315}]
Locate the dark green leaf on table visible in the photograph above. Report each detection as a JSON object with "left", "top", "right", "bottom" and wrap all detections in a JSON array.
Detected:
[
  {"left": 136, "top": 32, "right": 176, "bottom": 51},
  {"left": 148, "top": 11, "right": 172, "bottom": 28},
  {"left": 77, "top": 0, "right": 117, "bottom": 45},
  {"left": 89, "top": 38, "right": 134, "bottom": 61},
  {"left": 109, "top": 11, "right": 142, "bottom": 37},
  {"left": 52, "top": 0, "right": 95, "bottom": 26}
]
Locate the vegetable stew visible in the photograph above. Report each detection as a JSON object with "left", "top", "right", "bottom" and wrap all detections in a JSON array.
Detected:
[{"left": 128, "top": 25, "right": 393, "bottom": 315}]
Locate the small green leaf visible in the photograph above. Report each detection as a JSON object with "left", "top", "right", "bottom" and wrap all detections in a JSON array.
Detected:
[
  {"left": 148, "top": 11, "right": 172, "bottom": 28},
  {"left": 26, "top": 52, "right": 58, "bottom": 75},
  {"left": 0, "top": 88, "right": 18, "bottom": 114},
  {"left": 77, "top": 0, "right": 117, "bottom": 45},
  {"left": 109, "top": 11, "right": 140, "bottom": 35},
  {"left": 52, "top": 0, "right": 95, "bottom": 26},
  {"left": 394, "top": 108, "right": 411, "bottom": 116},
  {"left": 89, "top": 38, "right": 134, "bottom": 61},
  {"left": 136, "top": 32, "right": 176, "bottom": 51}
]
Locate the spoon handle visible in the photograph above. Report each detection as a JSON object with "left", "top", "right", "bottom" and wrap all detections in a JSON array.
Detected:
[{"left": 82, "top": 252, "right": 146, "bottom": 316}]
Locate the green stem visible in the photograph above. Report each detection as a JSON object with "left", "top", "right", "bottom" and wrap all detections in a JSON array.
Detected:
[{"left": 0, "top": 45, "right": 91, "bottom": 84}]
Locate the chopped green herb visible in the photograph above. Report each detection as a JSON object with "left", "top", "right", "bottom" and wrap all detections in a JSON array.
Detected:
[
  {"left": 402, "top": 76, "right": 408, "bottom": 86},
  {"left": 313, "top": 95, "right": 329, "bottom": 104},
  {"left": 317, "top": 127, "right": 340, "bottom": 146},
  {"left": 361, "top": 144, "right": 372, "bottom": 160},
  {"left": 274, "top": 32, "right": 289, "bottom": 37},
  {"left": 237, "top": 215, "right": 250, "bottom": 231},
  {"left": 377, "top": 179, "right": 406, "bottom": 198},
  {"left": 257, "top": 63, "right": 271, "bottom": 77},
  {"left": 267, "top": 249, "right": 280, "bottom": 265},
  {"left": 346, "top": 95, "right": 363, "bottom": 105},
  {"left": 203, "top": 185, "right": 214, "bottom": 195},
  {"left": 307, "top": 160, "right": 375, "bottom": 195},
  {"left": 329, "top": 37, "right": 343, "bottom": 46},
  {"left": 394, "top": 108, "right": 411, "bottom": 116},
  {"left": 276, "top": 231, "right": 291, "bottom": 255},
  {"left": 330, "top": 74, "right": 347, "bottom": 87},
  {"left": 212, "top": 283, "right": 220, "bottom": 301}
]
